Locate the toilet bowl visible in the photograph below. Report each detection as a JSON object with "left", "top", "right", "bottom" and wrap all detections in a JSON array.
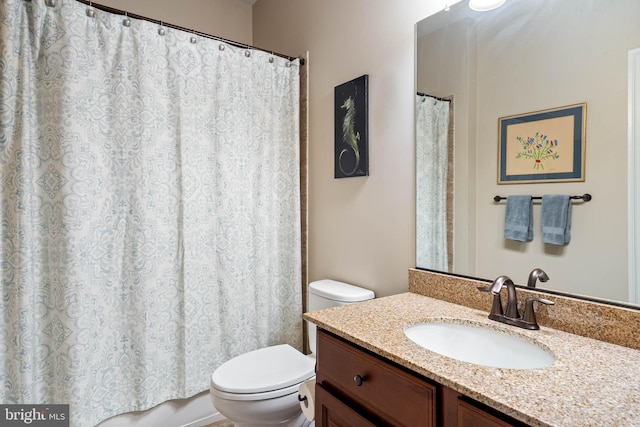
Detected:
[
  {"left": 210, "top": 344, "right": 315, "bottom": 427},
  {"left": 209, "top": 280, "right": 375, "bottom": 427}
]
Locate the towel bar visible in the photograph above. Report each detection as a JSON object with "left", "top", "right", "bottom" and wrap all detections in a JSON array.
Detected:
[{"left": 493, "top": 194, "right": 592, "bottom": 203}]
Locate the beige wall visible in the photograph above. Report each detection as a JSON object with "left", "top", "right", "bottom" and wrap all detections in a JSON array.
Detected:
[
  {"left": 96, "top": 0, "right": 253, "bottom": 45},
  {"left": 252, "top": 0, "right": 458, "bottom": 297}
]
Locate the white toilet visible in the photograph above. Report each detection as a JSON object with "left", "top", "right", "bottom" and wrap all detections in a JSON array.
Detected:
[{"left": 209, "top": 279, "right": 375, "bottom": 427}]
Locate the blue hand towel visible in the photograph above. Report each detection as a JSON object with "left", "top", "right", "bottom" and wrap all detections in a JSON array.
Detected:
[
  {"left": 504, "top": 195, "right": 533, "bottom": 242},
  {"left": 541, "top": 195, "right": 571, "bottom": 245}
]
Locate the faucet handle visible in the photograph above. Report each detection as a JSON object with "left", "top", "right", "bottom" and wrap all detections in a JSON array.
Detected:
[{"left": 522, "top": 297, "right": 554, "bottom": 329}]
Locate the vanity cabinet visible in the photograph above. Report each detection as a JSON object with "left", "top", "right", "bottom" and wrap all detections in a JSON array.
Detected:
[
  {"left": 315, "top": 329, "right": 436, "bottom": 426},
  {"left": 315, "top": 329, "right": 529, "bottom": 427}
]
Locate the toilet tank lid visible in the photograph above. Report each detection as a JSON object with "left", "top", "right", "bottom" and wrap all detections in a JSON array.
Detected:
[{"left": 309, "top": 279, "right": 375, "bottom": 302}]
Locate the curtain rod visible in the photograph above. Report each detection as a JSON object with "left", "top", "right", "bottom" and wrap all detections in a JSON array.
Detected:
[
  {"left": 416, "top": 92, "right": 451, "bottom": 102},
  {"left": 36, "top": 0, "right": 304, "bottom": 64}
]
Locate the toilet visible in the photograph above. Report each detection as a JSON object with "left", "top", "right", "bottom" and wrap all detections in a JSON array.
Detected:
[{"left": 209, "top": 279, "right": 375, "bottom": 427}]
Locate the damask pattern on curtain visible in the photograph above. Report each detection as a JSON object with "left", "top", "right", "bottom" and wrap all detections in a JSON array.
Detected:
[
  {"left": 416, "top": 95, "right": 451, "bottom": 272},
  {"left": 0, "top": 0, "right": 302, "bottom": 425}
]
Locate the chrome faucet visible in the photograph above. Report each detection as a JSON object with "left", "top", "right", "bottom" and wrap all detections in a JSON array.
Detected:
[
  {"left": 478, "top": 275, "right": 554, "bottom": 330},
  {"left": 527, "top": 268, "right": 549, "bottom": 288}
]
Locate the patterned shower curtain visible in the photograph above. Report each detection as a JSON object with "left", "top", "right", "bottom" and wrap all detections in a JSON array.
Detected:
[
  {"left": 416, "top": 95, "right": 450, "bottom": 271},
  {"left": 0, "top": 1, "right": 302, "bottom": 425}
]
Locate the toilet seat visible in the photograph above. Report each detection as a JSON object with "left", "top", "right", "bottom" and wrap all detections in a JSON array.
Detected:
[{"left": 211, "top": 344, "right": 315, "bottom": 402}]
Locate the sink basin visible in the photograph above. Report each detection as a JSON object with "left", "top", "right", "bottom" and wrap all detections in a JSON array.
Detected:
[{"left": 404, "top": 321, "right": 555, "bottom": 369}]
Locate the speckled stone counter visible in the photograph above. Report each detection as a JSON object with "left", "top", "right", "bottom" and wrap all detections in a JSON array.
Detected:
[{"left": 304, "top": 293, "right": 640, "bottom": 427}]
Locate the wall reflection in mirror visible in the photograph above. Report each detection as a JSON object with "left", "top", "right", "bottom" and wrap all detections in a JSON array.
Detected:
[{"left": 415, "top": 0, "right": 640, "bottom": 306}]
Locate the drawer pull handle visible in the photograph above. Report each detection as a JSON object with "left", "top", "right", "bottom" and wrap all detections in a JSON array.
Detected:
[{"left": 354, "top": 374, "right": 366, "bottom": 386}]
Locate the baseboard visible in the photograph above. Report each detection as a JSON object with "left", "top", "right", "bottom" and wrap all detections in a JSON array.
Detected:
[{"left": 180, "top": 412, "right": 225, "bottom": 427}]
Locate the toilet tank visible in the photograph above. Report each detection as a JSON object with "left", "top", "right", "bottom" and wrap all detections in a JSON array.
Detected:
[{"left": 307, "top": 279, "right": 375, "bottom": 355}]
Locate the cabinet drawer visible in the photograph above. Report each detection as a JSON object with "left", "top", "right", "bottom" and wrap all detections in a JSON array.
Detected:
[{"left": 316, "top": 330, "right": 436, "bottom": 426}]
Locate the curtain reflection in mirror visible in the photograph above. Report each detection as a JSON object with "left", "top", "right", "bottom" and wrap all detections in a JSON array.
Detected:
[{"left": 416, "top": 94, "right": 454, "bottom": 271}]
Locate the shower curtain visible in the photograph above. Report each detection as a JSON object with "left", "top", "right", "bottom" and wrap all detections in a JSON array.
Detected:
[
  {"left": 416, "top": 95, "right": 450, "bottom": 271},
  {"left": 0, "top": 1, "right": 302, "bottom": 426}
]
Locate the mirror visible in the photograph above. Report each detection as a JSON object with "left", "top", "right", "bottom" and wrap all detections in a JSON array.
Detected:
[{"left": 416, "top": 0, "right": 640, "bottom": 306}]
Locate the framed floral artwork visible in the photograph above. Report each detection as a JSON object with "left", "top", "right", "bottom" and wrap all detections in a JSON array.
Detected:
[{"left": 497, "top": 103, "right": 586, "bottom": 184}]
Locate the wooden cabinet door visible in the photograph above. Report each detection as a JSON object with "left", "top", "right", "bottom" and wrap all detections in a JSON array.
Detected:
[
  {"left": 315, "top": 384, "right": 377, "bottom": 427},
  {"left": 316, "top": 330, "right": 436, "bottom": 426},
  {"left": 442, "top": 386, "right": 529, "bottom": 427},
  {"left": 457, "top": 400, "right": 519, "bottom": 427}
]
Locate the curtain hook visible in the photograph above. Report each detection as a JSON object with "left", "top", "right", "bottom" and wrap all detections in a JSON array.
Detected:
[
  {"left": 158, "top": 21, "right": 165, "bottom": 36},
  {"left": 122, "top": 11, "right": 130, "bottom": 27},
  {"left": 86, "top": 1, "right": 95, "bottom": 18},
  {"left": 219, "top": 44, "right": 225, "bottom": 51},
  {"left": 269, "top": 51, "right": 275, "bottom": 63},
  {"left": 190, "top": 30, "right": 197, "bottom": 44}
]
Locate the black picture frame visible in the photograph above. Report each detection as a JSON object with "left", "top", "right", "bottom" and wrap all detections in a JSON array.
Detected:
[
  {"left": 334, "top": 75, "right": 369, "bottom": 178},
  {"left": 498, "top": 103, "right": 586, "bottom": 184}
]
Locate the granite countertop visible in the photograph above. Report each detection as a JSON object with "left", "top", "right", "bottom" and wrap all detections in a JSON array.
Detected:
[{"left": 304, "top": 292, "right": 640, "bottom": 427}]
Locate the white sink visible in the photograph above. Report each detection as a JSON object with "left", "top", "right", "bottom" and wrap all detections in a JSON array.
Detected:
[{"left": 404, "top": 321, "right": 555, "bottom": 369}]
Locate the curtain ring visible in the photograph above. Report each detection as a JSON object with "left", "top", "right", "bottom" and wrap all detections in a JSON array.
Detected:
[
  {"left": 45, "top": 0, "right": 56, "bottom": 7},
  {"left": 122, "top": 11, "right": 130, "bottom": 27},
  {"left": 86, "top": 1, "right": 95, "bottom": 18},
  {"left": 158, "top": 21, "right": 165, "bottom": 36},
  {"left": 219, "top": 44, "right": 225, "bottom": 51}
]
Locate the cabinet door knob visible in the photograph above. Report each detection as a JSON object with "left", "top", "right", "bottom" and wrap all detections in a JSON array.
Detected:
[{"left": 353, "top": 374, "right": 366, "bottom": 386}]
